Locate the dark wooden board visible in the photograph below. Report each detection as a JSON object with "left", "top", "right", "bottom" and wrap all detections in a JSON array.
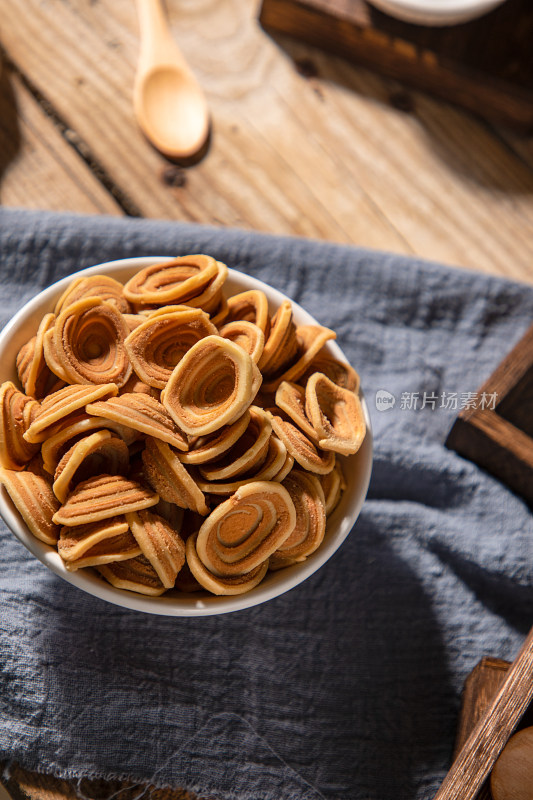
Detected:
[
  {"left": 446, "top": 323, "right": 533, "bottom": 508},
  {"left": 259, "top": 0, "right": 533, "bottom": 129},
  {"left": 440, "top": 641, "right": 533, "bottom": 799}
]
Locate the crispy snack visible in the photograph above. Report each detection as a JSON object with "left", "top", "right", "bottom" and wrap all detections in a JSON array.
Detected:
[
  {"left": 24, "top": 383, "right": 118, "bottom": 443},
  {"left": 178, "top": 411, "right": 251, "bottom": 465},
  {"left": 219, "top": 320, "right": 265, "bottom": 364},
  {"left": 53, "top": 430, "right": 129, "bottom": 503},
  {"left": 192, "top": 481, "right": 296, "bottom": 579},
  {"left": 123, "top": 255, "right": 220, "bottom": 306},
  {"left": 320, "top": 458, "right": 346, "bottom": 515},
  {"left": 41, "top": 413, "right": 138, "bottom": 475},
  {"left": 58, "top": 516, "right": 140, "bottom": 570},
  {"left": 275, "top": 381, "right": 318, "bottom": 442},
  {"left": 262, "top": 324, "right": 336, "bottom": 393},
  {"left": 98, "top": 555, "right": 167, "bottom": 596},
  {"left": 196, "top": 436, "right": 288, "bottom": 495},
  {"left": 0, "top": 381, "right": 40, "bottom": 469},
  {"left": 185, "top": 260, "right": 228, "bottom": 315},
  {"left": 58, "top": 515, "right": 129, "bottom": 560},
  {"left": 224, "top": 290, "right": 271, "bottom": 338},
  {"left": 258, "top": 300, "right": 299, "bottom": 376},
  {"left": 16, "top": 313, "right": 57, "bottom": 399},
  {"left": 126, "top": 509, "right": 186, "bottom": 588},
  {"left": 198, "top": 406, "right": 271, "bottom": 481},
  {"left": 53, "top": 474, "right": 159, "bottom": 526},
  {"left": 86, "top": 393, "right": 188, "bottom": 451},
  {"left": 267, "top": 409, "right": 335, "bottom": 475},
  {"left": 299, "top": 350, "right": 360, "bottom": 393},
  {"left": 142, "top": 437, "right": 209, "bottom": 515},
  {"left": 125, "top": 307, "right": 217, "bottom": 389},
  {"left": 270, "top": 470, "right": 326, "bottom": 569},
  {"left": 0, "top": 459, "right": 60, "bottom": 545},
  {"left": 2, "top": 258, "right": 364, "bottom": 599},
  {"left": 50, "top": 298, "right": 132, "bottom": 387},
  {"left": 305, "top": 373, "right": 366, "bottom": 455},
  {"left": 162, "top": 335, "right": 262, "bottom": 436},
  {"left": 186, "top": 534, "right": 269, "bottom": 596},
  {"left": 54, "top": 275, "right": 131, "bottom": 315}
]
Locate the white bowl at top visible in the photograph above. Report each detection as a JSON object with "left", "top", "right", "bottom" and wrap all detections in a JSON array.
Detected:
[
  {"left": 0, "top": 257, "right": 373, "bottom": 616},
  {"left": 366, "top": 0, "right": 507, "bottom": 25}
]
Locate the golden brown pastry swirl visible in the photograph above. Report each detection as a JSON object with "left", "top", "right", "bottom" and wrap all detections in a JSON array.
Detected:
[{"left": 162, "top": 335, "right": 262, "bottom": 436}]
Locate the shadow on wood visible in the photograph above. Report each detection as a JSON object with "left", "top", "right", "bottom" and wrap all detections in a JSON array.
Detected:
[
  {"left": 0, "top": 58, "right": 21, "bottom": 196},
  {"left": 259, "top": 0, "right": 533, "bottom": 194}
]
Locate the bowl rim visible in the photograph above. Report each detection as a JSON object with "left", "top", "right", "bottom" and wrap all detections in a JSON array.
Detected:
[
  {"left": 0, "top": 256, "right": 373, "bottom": 617},
  {"left": 366, "top": 0, "right": 506, "bottom": 23}
]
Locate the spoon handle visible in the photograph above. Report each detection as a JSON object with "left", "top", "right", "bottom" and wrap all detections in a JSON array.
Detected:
[
  {"left": 433, "top": 625, "right": 533, "bottom": 800},
  {"left": 136, "top": 0, "right": 188, "bottom": 69}
]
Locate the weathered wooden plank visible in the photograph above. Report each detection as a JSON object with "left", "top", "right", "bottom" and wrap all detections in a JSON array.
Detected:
[
  {"left": 1, "top": 0, "right": 532, "bottom": 278},
  {"left": 0, "top": 63, "right": 122, "bottom": 215}
]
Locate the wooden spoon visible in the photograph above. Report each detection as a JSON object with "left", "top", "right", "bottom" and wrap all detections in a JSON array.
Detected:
[{"left": 134, "top": 0, "right": 209, "bottom": 159}]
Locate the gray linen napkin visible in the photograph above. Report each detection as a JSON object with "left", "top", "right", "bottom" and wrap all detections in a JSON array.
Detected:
[{"left": 1, "top": 208, "right": 532, "bottom": 800}]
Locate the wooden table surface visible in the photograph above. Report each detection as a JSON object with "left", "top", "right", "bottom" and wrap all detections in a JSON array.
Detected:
[{"left": 1, "top": 1, "right": 533, "bottom": 798}]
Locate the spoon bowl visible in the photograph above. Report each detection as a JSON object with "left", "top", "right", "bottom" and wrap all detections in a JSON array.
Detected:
[{"left": 134, "top": 0, "right": 209, "bottom": 159}]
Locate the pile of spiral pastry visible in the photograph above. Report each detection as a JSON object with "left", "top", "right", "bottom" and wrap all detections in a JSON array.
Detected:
[{"left": 0, "top": 255, "right": 366, "bottom": 597}]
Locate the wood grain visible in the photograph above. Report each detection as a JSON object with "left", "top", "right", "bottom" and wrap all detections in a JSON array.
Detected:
[
  {"left": 433, "top": 626, "right": 533, "bottom": 800},
  {"left": 0, "top": 62, "right": 122, "bottom": 215},
  {"left": 454, "top": 658, "right": 510, "bottom": 800},
  {"left": 259, "top": 0, "right": 533, "bottom": 129},
  {"left": 0, "top": 1, "right": 532, "bottom": 277},
  {"left": 446, "top": 323, "right": 533, "bottom": 506}
]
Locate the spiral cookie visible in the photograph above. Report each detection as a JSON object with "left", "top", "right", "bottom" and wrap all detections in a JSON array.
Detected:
[
  {"left": 24, "top": 383, "right": 118, "bottom": 443},
  {"left": 186, "top": 536, "right": 269, "bottom": 596},
  {"left": 268, "top": 409, "right": 335, "bottom": 475},
  {"left": 219, "top": 320, "right": 265, "bottom": 364},
  {"left": 41, "top": 413, "right": 138, "bottom": 475},
  {"left": 299, "top": 351, "right": 359, "bottom": 393},
  {"left": 258, "top": 301, "right": 299, "bottom": 377},
  {"left": 16, "top": 313, "right": 57, "bottom": 399},
  {"left": 54, "top": 275, "right": 131, "bottom": 315},
  {"left": 270, "top": 470, "right": 326, "bottom": 569},
  {"left": 196, "top": 435, "right": 289, "bottom": 495},
  {"left": 53, "top": 430, "right": 129, "bottom": 503},
  {"left": 0, "top": 459, "right": 60, "bottom": 545},
  {"left": 0, "top": 381, "right": 40, "bottom": 470},
  {"left": 125, "top": 307, "right": 217, "bottom": 388},
  {"left": 178, "top": 410, "right": 250, "bottom": 465},
  {"left": 53, "top": 474, "right": 159, "bottom": 526},
  {"left": 142, "top": 437, "right": 209, "bottom": 515},
  {"left": 123, "top": 255, "right": 220, "bottom": 306},
  {"left": 50, "top": 298, "right": 131, "bottom": 387},
  {"left": 58, "top": 517, "right": 141, "bottom": 570},
  {"left": 98, "top": 555, "right": 167, "bottom": 596},
  {"left": 275, "top": 381, "right": 318, "bottom": 442},
  {"left": 86, "top": 393, "right": 188, "bottom": 451},
  {"left": 162, "top": 335, "right": 262, "bottom": 436},
  {"left": 185, "top": 260, "right": 228, "bottom": 315},
  {"left": 305, "top": 373, "right": 366, "bottom": 455},
  {"left": 320, "top": 458, "right": 346, "bottom": 515},
  {"left": 262, "top": 325, "right": 336, "bottom": 393},
  {"left": 224, "top": 290, "right": 271, "bottom": 338},
  {"left": 198, "top": 406, "right": 271, "bottom": 481},
  {"left": 191, "top": 481, "right": 296, "bottom": 580},
  {"left": 126, "top": 509, "right": 186, "bottom": 588}
]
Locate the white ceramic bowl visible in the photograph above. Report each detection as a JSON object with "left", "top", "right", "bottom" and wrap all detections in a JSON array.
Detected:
[
  {"left": 366, "top": 0, "right": 507, "bottom": 25},
  {"left": 0, "top": 257, "right": 373, "bottom": 616}
]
